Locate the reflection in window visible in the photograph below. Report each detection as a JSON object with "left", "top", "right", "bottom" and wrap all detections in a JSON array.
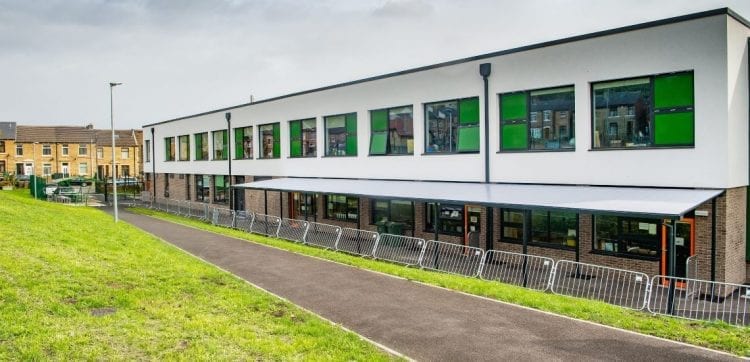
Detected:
[
  {"left": 425, "top": 203, "right": 465, "bottom": 235},
  {"left": 212, "top": 130, "right": 228, "bottom": 160},
  {"left": 325, "top": 113, "right": 357, "bottom": 156},
  {"left": 178, "top": 135, "right": 189, "bottom": 161},
  {"left": 370, "top": 106, "right": 414, "bottom": 155},
  {"left": 531, "top": 211, "right": 577, "bottom": 248},
  {"left": 213, "top": 175, "right": 227, "bottom": 204},
  {"left": 290, "top": 119, "right": 316, "bottom": 157},
  {"left": 501, "top": 209, "right": 525, "bottom": 242},
  {"left": 259, "top": 123, "right": 280, "bottom": 159},
  {"left": 325, "top": 194, "right": 358, "bottom": 221},
  {"left": 594, "top": 216, "right": 660, "bottom": 258},
  {"left": 234, "top": 126, "right": 253, "bottom": 159},
  {"left": 196, "top": 174, "right": 210, "bottom": 202},
  {"left": 194, "top": 133, "right": 209, "bottom": 160},
  {"left": 593, "top": 78, "right": 651, "bottom": 148},
  {"left": 371, "top": 199, "right": 414, "bottom": 232},
  {"left": 292, "top": 192, "right": 317, "bottom": 218},
  {"left": 501, "top": 87, "right": 575, "bottom": 151},
  {"left": 164, "top": 137, "right": 175, "bottom": 161}
]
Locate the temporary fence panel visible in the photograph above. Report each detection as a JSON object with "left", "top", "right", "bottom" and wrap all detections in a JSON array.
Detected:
[
  {"left": 372, "top": 234, "right": 427, "bottom": 267},
  {"left": 211, "top": 208, "right": 234, "bottom": 228},
  {"left": 234, "top": 211, "right": 254, "bottom": 231},
  {"left": 168, "top": 199, "right": 180, "bottom": 214},
  {"left": 336, "top": 228, "right": 379, "bottom": 257},
  {"left": 551, "top": 260, "right": 651, "bottom": 310},
  {"left": 480, "top": 250, "right": 555, "bottom": 292},
  {"left": 303, "top": 222, "right": 342, "bottom": 249},
  {"left": 277, "top": 218, "right": 310, "bottom": 243},
  {"left": 647, "top": 276, "right": 750, "bottom": 326},
  {"left": 420, "top": 240, "right": 485, "bottom": 277},
  {"left": 250, "top": 214, "right": 282, "bottom": 237}
]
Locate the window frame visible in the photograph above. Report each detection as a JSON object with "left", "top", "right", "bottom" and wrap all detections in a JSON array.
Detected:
[
  {"left": 213, "top": 175, "right": 228, "bottom": 204},
  {"left": 324, "top": 112, "right": 358, "bottom": 157},
  {"left": 61, "top": 144, "right": 69, "bottom": 156},
  {"left": 289, "top": 118, "right": 317, "bottom": 158},
  {"left": 324, "top": 194, "right": 359, "bottom": 221},
  {"left": 590, "top": 70, "right": 695, "bottom": 150},
  {"left": 42, "top": 144, "right": 52, "bottom": 156},
  {"left": 0, "top": 141, "right": 5, "bottom": 153},
  {"left": 258, "top": 123, "right": 281, "bottom": 159},
  {"left": 15, "top": 144, "right": 22, "bottom": 156},
  {"left": 424, "top": 203, "right": 466, "bottom": 236},
  {"left": 369, "top": 105, "right": 414, "bottom": 156},
  {"left": 212, "top": 130, "right": 228, "bottom": 161},
  {"left": 164, "top": 137, "right": 175, "bottom": 161},
  {"left": 423, "top": 97, "right": 480, "bottom": 154},
  {"left": 370, "top": 199, "right": 415, "bottom": 231},
  {"left": 234, "top": 126, "right": 254, "bottom": 160},
  {"left": 144, "top": 141, "right": 150, "bottom": 162},
  {"left": 592, "top": 215, "right": 661, "bottom": 260},
  {"left": 499, "top": 209, "right": 579, "bottom": 251},
  {"left": 194, "top": 132, "right": 209, "bottom": 161},
  {"left": 78, "top": 144, "right": 88, "bottom": 156},
  {"left": 177, "top": 135, "right": 189, "bottom": 161}
]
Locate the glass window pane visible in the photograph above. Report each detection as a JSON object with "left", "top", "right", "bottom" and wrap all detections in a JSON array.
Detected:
[
  {"left": 370, "top": 132, "right": 387, "bottom": 155},
  {"left": 550, "top": 212, "right": 577, "bottom": 248},
  {"left": 528, "top": 87, "right": 575, "bottom": 150},
  {"left": 425, "top": 100, "right": 458, "bottom": 153},
  {"left": 389, "top": 106, "right": 413, "bottom": 154},
  {"left": 325, "top": 115, "right": 346, "bottom": 156},
  {"left": 259, "top": 124, "right": 278, "bottom": 159},
  {"left": 530, "top": 211, "right": 548, "bottom": 244},
  {"left": 593, "top": 78, "right": 651, "bottom": 148},
  {"left": 502, "top": 209, "right": 524, "bottom": 242},
  {"left": 301, "top": 118, "right": 316, "bottom": 157}
]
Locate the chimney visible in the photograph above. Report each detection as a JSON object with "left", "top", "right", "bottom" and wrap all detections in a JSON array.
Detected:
[{"left": 85, "top": 123, "right": 94, "bottom": 129}]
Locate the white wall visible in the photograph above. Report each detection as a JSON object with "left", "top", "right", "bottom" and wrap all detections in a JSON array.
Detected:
[{"left": 144, "top": 14, "right": 748, "bottom": 189}]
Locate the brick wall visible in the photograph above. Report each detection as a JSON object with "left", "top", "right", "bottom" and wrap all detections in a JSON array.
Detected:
[{"left": 722, "top": 187, "right": 747, "bottom": 285}]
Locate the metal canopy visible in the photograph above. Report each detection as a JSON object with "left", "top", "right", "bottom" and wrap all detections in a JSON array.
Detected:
[{"left": 234, "top": 178, "right": 723, "bottom": 218}]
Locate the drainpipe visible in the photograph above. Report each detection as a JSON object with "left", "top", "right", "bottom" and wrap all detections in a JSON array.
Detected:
[
  {"left": 480, "top": 63, "right": 493, "bottom": 252},
  {"left": 226, "top": 112, "right": 232, "bottom": 211},
  {"left": 151, "top": 128, "right": 156, "bottom": 201}
]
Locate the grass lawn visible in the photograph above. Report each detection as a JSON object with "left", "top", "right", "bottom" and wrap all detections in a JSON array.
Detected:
[
  {"left": 0, "top": 190, "right": 396, "bottom": 361},
  {"left": 129, "top": 206, "right": 750, "bottom": 357}
]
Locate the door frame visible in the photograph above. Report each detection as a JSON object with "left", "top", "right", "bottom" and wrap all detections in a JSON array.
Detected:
[{"left": 660, "top": 217, "right": 696, "bottom": 286}]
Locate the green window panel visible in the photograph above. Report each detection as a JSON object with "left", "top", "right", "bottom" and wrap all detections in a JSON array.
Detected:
[
  {"left": 501, "top": 93, "right": 527, "bottom": 121},
  {"left": 459, "top": 97, "right": 479, "bottom": 125},
  {"left": 222, "top": 131, "right": 228, "bottom": 159},
  {"left": 290, "top": 121, "right": 302, "bottom": 157},
  {"left": 215, "top": 175, "right": 225, "bottom": 188},
  {"left": 370, "top": 132, "right": 387, "bottom": 155},
  {"left": 234, "top": 128, "right": 244, "bottom": 159},
  {"left": 371, "top": 109, "right": 388, "bottom": 132},
  {"left": 654, "top": 111, "right": 694, "bottom": 146},
  {"left": 654, "top": 72, "right": 693, "bottom": 109},
  {"left": 345, "top": 113, "right": 357, "bottom": 156},
  {"left": 272, "top": 123, "right": 280, "bottom": 158},
  {"left": 457, "top": 126, "right": 479, "bottom": 152},
  {"left": 502, "top": 124, "right": 528, "bottom": 150},
  {"left": 194, "top": 135, "right": 202, "bottom": 160}
]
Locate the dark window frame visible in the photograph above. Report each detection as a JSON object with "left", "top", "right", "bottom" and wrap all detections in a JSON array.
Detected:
[
  {"left": 324, "top": 112, "right": 358, "bottom": 157},
  {"left": 178, "top": 135, "right": 190, "bottom": 161},
  {"left": 289, "top": 118, "right": 317, "bottom": 158},
  {"left": 424, "top": 203, "right": 466, "bottom": 236},
  {"left": 194, "top": 132, "right": 209, "bottom": 161},
  {"left": 211, "top": 130, "right": 228, "bottom": 161},
  {"left": 423, "top": 97, "right": 480, "bottom": 154},
  {"left": 324, "top": 194, "right": 359, "bottom": 222},
  {"left": 164, "top": 137, "right": 175, "bottom": 161},
  {"left": 213, "top": 175, "right": 228, "bottom": 204},
  {"left": 499, "top": 209, "right": 579, "bottom": 251},
  {"left": 592, "top": 215, "right": 661, "bottom": 260},
  {"left": 369, "top": 105, "right": 414, "bottom": 156},
  {"left": 234, "top": 126, "right": 254, "bottom": 160},
  {"left": 258, "top": 123, "right": 281, "bottom": 159}
]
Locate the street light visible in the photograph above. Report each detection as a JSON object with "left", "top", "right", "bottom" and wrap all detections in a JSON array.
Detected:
[
  {"left": 110, "top": 82, "right": 122, "bottom": 222},
  {"left": 32, "top": 142, "right": 38, "bottom": 200}
]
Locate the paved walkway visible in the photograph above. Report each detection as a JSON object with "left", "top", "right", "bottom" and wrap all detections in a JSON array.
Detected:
[{"left": 119, "top": 210, "right": 739, "bottom": 361}]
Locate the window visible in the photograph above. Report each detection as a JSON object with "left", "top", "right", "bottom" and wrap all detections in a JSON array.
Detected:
[
  {"left": 500, "top": 86, "right": 575, "bottom": 151},
  {"left": 425, "top": 97, "right": 479, "bottom": 153},
  {"left": 61, "top": 144, "right": 69, "bottom": 156},
  {"left": 79, "top": 163, "right": 88, "bottom": 175},
  {"left": 164, "top": 173, "right": 170, "bottom": 197},
  {"left": 42, "top": 144, "right": 51, "bottom": 156},
  {"left": 97, "top": 147, "right": 104, "bottom": 159},
  {"left": 594, "top": 216, "right": 660, "bottom": 258},
  {"left": 196, "top": 174, "right": 210, "bottom": 202},
  {"left": 213, "top": 175, "right": 228, "bottom": 203},
  {"left": 501, "top": 209, "right": 525, "bottom": 243},
  {"left": 194, "top": 132, "right": 208, "bottom": 160},
  {"left": 42, "top": 163, "right": 51, "bottom": 176},
  {"left": 0, "top": 141, "right": 5, "bottom": 153},
  {"left": 15, "top": 144, "right": 22, "bottom": 156},
  {"left": 325, "top": 194, "right": 358, "bottom": 221},
  {"left": 289, "top": 118, "right": 317, "bottom": 158},
  {"left": 291, "top": 192, "right": 316, "bottom": 218},
  {"left": 425, "top": 203, "right": 465, "bottom": 236},
  {"left": 164, "top": 137, "right": 175, "bottom": 161},
  {"left": 324, "top": 113, "right": 357, "bottom": 156},
  {"left": 121, "top": 147, "right": 130, "bottom": 160},
  {"left": 531, "top": 211, "right": 578, "bottom": 248},
  {"left": 593, "top": 71, "right": 694, "bottom": 149},
  {"left": 144, "top": 141, "right": 150, "bottom": 162},
  {"left": 79, "top": 144, "right": 88, "bottom": 155},
  {"left": 234, "top": 126, "right": 253, "bottom": 159},
  {"left": 259, "top": 123, "right": 280, "bottom": 159},
  {"left": 371, "top": 200, "right": 414, "bottom": 232},
  {"left": 212, "top": 130, "right": 228, "bottom": 160},
  {"left": 175, "top": 135, "right": 188, "bottom": 161},
  {"left": 369, "top": 106, "right": 414, "bottom": 155},
  {"left": 121, "top": 165, "right": 130, "bottom": 177}
]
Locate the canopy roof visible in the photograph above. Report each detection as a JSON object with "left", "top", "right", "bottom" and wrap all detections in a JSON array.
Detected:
[{"left": 234, "top": 178, "right": 723, "bottom": 218}]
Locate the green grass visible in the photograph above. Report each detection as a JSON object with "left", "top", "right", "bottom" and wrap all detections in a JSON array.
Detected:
[
  {"left": 129, "top": 206, "right": 750, "bottom": 357},
  {"left": 0, "top": 190, "right": 396, "bottom": 361}
]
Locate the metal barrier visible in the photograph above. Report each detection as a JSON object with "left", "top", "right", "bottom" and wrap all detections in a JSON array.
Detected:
[
  {"left": 211, "top": 208, "right": 234, "bottom": 228},
  {"left": 277, "top": 218, "right": 310, "bottom": 243},
  {"left": 372, "top": 234, "right": 426, "bottom": 266},
  {"left": 419, "top": 240, "right": 485, "bottom": 277},
  {"left": 551, "top": 260, "right": 651, "bottom": 310},
  {"left": 303, "top": 222, "right": 342, "bottom": 249},
  {"left": 647, "top": 276, "right": 750, "bottom": 326},
  {"left": 234, "top": 211, "right": 255, "bottom": 231},
  {"left": 250, "top": 214, "right": 282, "bottom": 236},
  {"left": 480, "top": 250, "right": 555, "bottom": 291},
  {"left": 336, "top": 228, "right": 379, "bottom": 257}
]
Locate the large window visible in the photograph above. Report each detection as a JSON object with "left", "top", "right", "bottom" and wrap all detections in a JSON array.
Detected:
[
  {"left": 289, "top": 118, "right": 317, "bottom": 158},
  {"left": 234, "top": 126, "right": 253, "bottom": 159},
  {"left": 79, "top": 163, "right": 88, "bottom": 176},
  {"left": 196, "top": 174, "right": 210, "bottom": 202},
  {"left": 164, "top": 137, "right": 175, "bottom": 161},
  {"left": 212, "top": 130, "right": 228, "bottom": 160},
  {"left": 178, "top": 135, "right": 189, "bottom": 161},
  {"left": 369, "top": 106, "right": 413, "bottom": 155},
  {"left": 501, "top": 209, "right": 578, "bottom": 249},
  {"left": 425, "top": 203, "right": 465, "bottom": 236},
  {"left": 371, "top": 200, "right": 414, "bottom": 232},
  {"left": 325, "top": 113, "right": 357, "bottom": 156},
  {"left": 593, "top": 71, "right": 694, "bottom": 149},
  {"left": 42, "top": 144, "right": 51, "bottom": 156},
  {"left": 144, "top": 141, "right": 150, "bottom": 162},
  {"left": 325, "top": 194, "right": 358, "bottom": 221},
  {"left": 122, "top": 147, "right": 130, "bottom": 160},
  {"left": 213, "top": 175, "right": 228, "bottom": 203},
  {"left": 291, "top": 192, "right": 317, "bottom": 218},
  {"left": 500, "top": 86, "right": 575, "bottom": 151},
  {"left": 594, "top": 216, "right": 660, "bottom": 258},
  {"left": 259, "top": 123, "right": 280, "bottom": 159},
  {"left": 194, "top": 132, "right": 208, "bottom": 160},
  {"left": 79, "top": 144, "right": 88, "bottom": 155},
  {"left": 425, "top": 97, "right": 479, "bottom": 153}
]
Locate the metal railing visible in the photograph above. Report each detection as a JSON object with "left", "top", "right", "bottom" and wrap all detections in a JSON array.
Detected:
[
  {"left": 551, "top": 260, "right": 651, "bottom": 310},
  {"left": 276, "top": 218, "right": 310, "bottom": 243},
  {"left": 303, "top": 222, "right": 342, "bottom": 249},
  {"left": 249, "top": 214, "right": 282, "bottom": 237},
  {"left": 211, "top": 208, "right": 234, "bottom": 228},
  {"left": 480, "top": 250, "right": 555, "bottom": 291},
  {"left": 336, "top": 228, "right": 379, "bottom": 257},
  {"left": 372, "top": 234, "right": 426, "bottom": 267},
  {"left": 420, "top": 240, "right": 485, "bottom": 277},
  {"left": 234, "top": 211, "right": 255, "bottom": 232},
  {"left": 647, "top": 276, "right": 750, "bottom": 326}
]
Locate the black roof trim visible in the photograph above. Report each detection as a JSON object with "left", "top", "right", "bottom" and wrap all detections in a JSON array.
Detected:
[{"left": 143, "top": 7, "right": 748, "bottom": 128}]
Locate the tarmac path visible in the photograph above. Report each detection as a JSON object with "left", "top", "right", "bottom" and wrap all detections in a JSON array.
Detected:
[{"left": 119, "top": 210, "right": 740, "bottom": 361}]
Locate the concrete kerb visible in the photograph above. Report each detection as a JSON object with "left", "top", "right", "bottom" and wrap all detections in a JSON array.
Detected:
[
  {"left": 128, "top": 221, "right": 412, "bottom": 361},
  {"left": 124, "top": 209, "right": 745, "bottom": 359}
]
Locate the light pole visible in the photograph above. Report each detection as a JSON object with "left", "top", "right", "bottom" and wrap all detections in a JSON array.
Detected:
[
  {"left": 32, "top": 142, "right": 38, "bottom": 199},
  {"left": 110, "top": 82, "right": 122, "bottom": 222}
]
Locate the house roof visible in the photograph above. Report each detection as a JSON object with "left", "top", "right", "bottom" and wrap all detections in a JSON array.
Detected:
[
  {"left": 15, "top": 125, "right": 142, "bottom": 146},
  {"left": 0, "top": 122, "right": 16, "bottom": 140}
]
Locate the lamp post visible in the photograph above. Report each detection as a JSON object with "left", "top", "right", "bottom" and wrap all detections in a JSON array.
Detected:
[
  {"left": 32, "top": 142, "right": 38, "bottom": 199},
  {"left": 110, "top": 82, "right": 122, "bottom": 222}
]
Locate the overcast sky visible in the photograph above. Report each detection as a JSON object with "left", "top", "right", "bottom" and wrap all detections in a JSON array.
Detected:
[{"left": 1, "top": 0, "right": 749, "bottom": 130}]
